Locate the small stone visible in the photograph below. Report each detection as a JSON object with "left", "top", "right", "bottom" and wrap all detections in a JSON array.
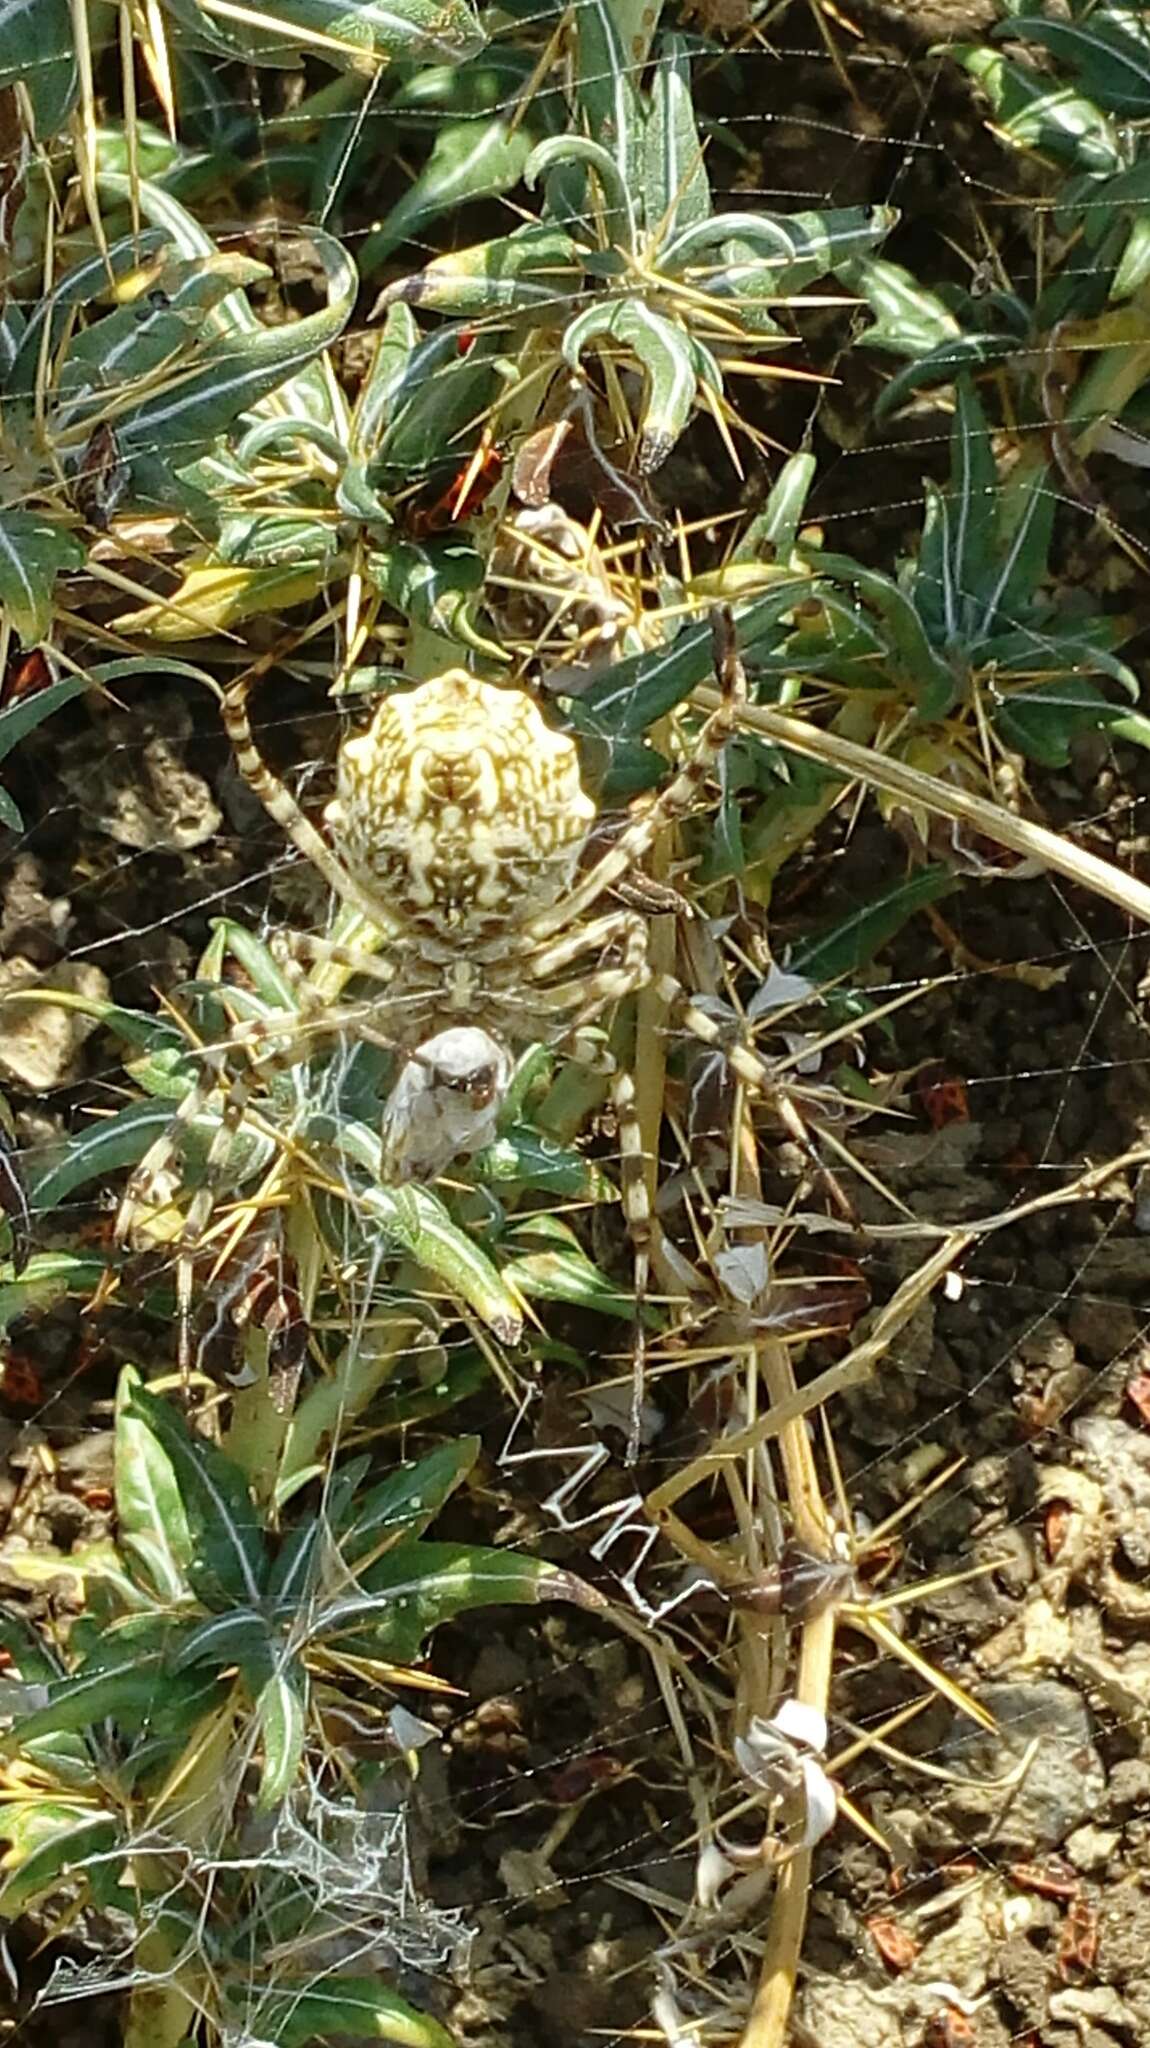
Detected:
[
  {"left": 1064, "top": 1822, "right": 1118, "bottom": 1872},
  {"left": 797, "top": 1977, "right": 901, "bottom": 2048},
  {"left": 0, "top": 958, "right": 110, "bottom": 1090},
  {"left": 942, "top": 1680, "right": 1105, "bottom": 1849},
  {"left": 1107, "top": 1758, "right": 1150, "bottom": 1810}
]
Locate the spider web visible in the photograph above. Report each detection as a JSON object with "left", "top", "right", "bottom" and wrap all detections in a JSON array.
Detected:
[{"left": 3, "top": 5, "right": 1150, "bottom": 2047}]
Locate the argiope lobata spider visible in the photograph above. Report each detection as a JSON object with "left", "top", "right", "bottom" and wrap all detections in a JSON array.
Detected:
[{"left": 118, "top": 611, "right": 831, "bottom": 1438}]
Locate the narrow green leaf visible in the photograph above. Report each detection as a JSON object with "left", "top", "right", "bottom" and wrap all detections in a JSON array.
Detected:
[
  {"left": 339, "top": 1438, "right": 480, "bottom": 1562},
  {"left": 125, "top": 1385, "right": 269, "bottom": 1609},
  {"left": 792, "top": 868, "right": 958, "bottom": 982},
  {"left": 802, "top": 553, "right": 958, "bottom": 718},
  {"left": 167, "top": 1612, "right": 269, "bottom": 1675},
  {"left": 999, "top": 14, "right": 1150, "bottom": 121},
  {"left": 874, "top": 332, "right": 1017, "bottom": 419},
  {"left": 0, "top": 1812, "right": 119, "bottom": 1920},
  {"left": 114, "top": 1367, "right": 194, "bottom": 1598},
  {"left": 335, "top": 1540, "right": 605, "bottom": 1660},
  {"left": 363, "top": 116, "right": 533, "bottom": 268},
  {"left": 378, "top": 223, "right": 582, "bottom": 318},
  {"left": 247, "top": 0, "right": 484, "bottom": 65},
  {"left": 0, "top": 0, "right": 75, "bottom": 134},
  {"left": 356, "top": 1177, "right": 525, "bottom": 1344},
  {"left": 0, "top": 1252, "right": 108, "bottom": 1338},
  {"left": 573, "top": 0, "right": 645, "bottom": 232},
  {"left": 249, "top": 1658, "right": 306, "bottom": 1812},
  {"left": 957, "top": 41, "right": 1124, "bottom": 173},
  {"left": 500, "top": 1247, "right": 632, "bottom": 1316},
  {"left": 114, "top": 230, "right": 356, "bottom": 467},
  {"left": 944, "top": 376, "right": 1000, "bottom": 642},
  {"left": 367, "top": 539, "right": 504, "bottom": 656},
  {"left": 835, "top": 254, "right": 961, "bottom": 361},
  {"left": 977, "top": 463, "right": 1055, "bottom": 644},
  {"left": 1, "top": 1651, "right": 168, "bottom": 1748},
  {"left": 646, "top": 36, "right": 711, "bottom": 246},
  {"left": 0, "top": 515, "right": 84, "bottom": 646},
  {"left": 243, "top": 1977, "right": 454, "bottom": 2048},
  {"left": 995, "top": 677, "right": 1133, "bottom": 766},
  {"left": 26, "top": 1099, "right": 205, "bottom": 1218},
  {"left": 473, "top": 1127, "right": 615, "bottom": 1200},
  {"left": 1111, "top": 210, "right": 1150, "bottom": 300},
  {"left": 572, "top": 579, "right": 806, "bottom": 738}
]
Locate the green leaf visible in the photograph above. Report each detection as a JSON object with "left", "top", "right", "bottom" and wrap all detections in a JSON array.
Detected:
[
  {"left": 117, "top": 233, "right": 356, "bottom": 467},
  {"left": 370, "top": 342, "right": 503, "bottom": 489},
  {"left": 56, "top": 254, "right": 272, "bottom": 427},
  {"left": 1112, "top": 209, "right": 1150, "bottom": 300},
  {"left": 562, "top": 298, "right": 702, "bottom": 473},
  {"left": 939, "top": 376, "right": 1000, "bottom": 643},
  {"left": 646, "top": 36, "right": 711, "bottom": 245},
  {"left": 379, "top": 222, "right": 582, "bottom": 318},
  {"left": 249, "top": 0, "right": 483, "bottom": 65},
  {"left": 0, "top": 1810, "right": 119, "bottom": 1920},
  {"left": 114, "top": 1367, "right": 195, "bottom": 1601},
  {"left": 4, "top": 233, "right": 169, "bottom": 412},
  {"left": 124, "top": 1385, "right": 269, "bottom": 1609},
  {"left": 802, "top": 553, "right": 958, "bottom": 718},
  {"left": 170, "top": 1609, "right": 271, "bottom": 1671},
  {"left": 572, "top": 579, "right": 806, "bottom": 738},
  {"left": 999, "top": 14, "right": 1150, "bottom": 121},
  {"left": 976, "top": 463, "right": 1055, "bottom": 645},
  {"left": 335, "top": 1541, "right": 604, "bottom": 1660},
  {"left": 573, "top": 0, "right": 645, "bottom": 233},
  {"left": 2, "top": 1651, "right": 169, "bottom": 1748},
  {"left": 26, "top": 1100, "right": 186, "bottom": 1216},
  {"left": 473, "top": 1126, "right": 615, "bottom": 1200},
  {"left": 0, "top": 0, "right": 76, "bottom": 135},
  {"left": 500, "top": 1247, "right": 632, "bottom": 1316},
  {"left": 836, "top": 254, "right": 962, "bottom": 361},
  {"left": 791, "top": 868, "right": 958, "bottom": 982},
  {"left": 367, "top": 539, "right": 504, "bottom": 656},
  {"left": 355, "top": 1175, "right": 525, "bottom": 1344},
  {"left": 0, "top": 1251, "right": 108, "bottom": 1337},
  {"left": 956, "top": 41, "right": 1124, "bottom": 173},
  {"left": 338, "top": 1438, "right": 480, "bottom": 1562},
  {"left": 362, "top": 116, "right": 534, "bottom": 268},
  {"left": 0, "top": 514, "right": 84, "bottom": 646},
  {"left": 994, "top": 676, "right": 1134, "bottom": 766},
  {"left": 874, "top": 331, "right": 1018, "bottom": 419},
  {"left": 736, "top": 451, "right": 818, "bottom": 565},
  {"left": 248, "top": 1656, "right": 306, "bottom": 1812},
  {"left": 241, "top": 1977, "right": 455, "bottom": 2048}
]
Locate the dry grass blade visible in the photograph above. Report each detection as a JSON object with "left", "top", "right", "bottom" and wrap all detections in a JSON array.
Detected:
[{"left": 694, "top": 688, "right": 1150, "bottom": 925}]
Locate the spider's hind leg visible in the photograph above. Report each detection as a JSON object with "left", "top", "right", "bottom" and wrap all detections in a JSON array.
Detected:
[{"left": 610, "top": 1058, "right": 657, "bottom": 1468}]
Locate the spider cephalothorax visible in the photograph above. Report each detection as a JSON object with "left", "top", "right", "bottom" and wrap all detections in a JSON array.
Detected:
[{"left": 326, "top": 672, "right": 595, "bottom": 944}]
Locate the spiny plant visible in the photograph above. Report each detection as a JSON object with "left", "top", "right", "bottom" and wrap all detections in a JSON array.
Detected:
[
  {"left": 841, "top": 2, "right": 1150, "bottom": 465},
  {"left": 3, "top": 5, "right": 1150, "bottom": 2048},
  {"left": 0, "top": 1363, "right": 600, "bottom": 2048}
]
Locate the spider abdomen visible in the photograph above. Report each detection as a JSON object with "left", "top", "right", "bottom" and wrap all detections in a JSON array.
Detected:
[{"left": 326, "top": 670, "right": 595, "bottom": 939}]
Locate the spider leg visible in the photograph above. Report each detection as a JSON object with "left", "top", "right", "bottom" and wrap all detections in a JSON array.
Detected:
[
  {"left": 527, "top": 911, "right": 650, "bottom": 1027},
  {"left": 524, "top": 606, "right": 746, "bottom": 944},
  {"left": 612, "top": 1059, "right": 654, "bottom": 1467},
  {"left": 222, "top": 675, "right": 405, "bottom": 941},
  {"left": 648, "top": 969, "right": 858, "bottom": 1221}
]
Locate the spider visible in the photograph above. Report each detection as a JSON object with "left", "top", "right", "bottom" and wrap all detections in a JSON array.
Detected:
[{"left": 117, "top": 613, "right": 822, "bottom": 1442}]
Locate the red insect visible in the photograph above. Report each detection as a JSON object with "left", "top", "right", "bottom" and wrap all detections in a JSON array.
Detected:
[
  {"left": 916, "top": 1064, "right": 969, "bottom": 1130},
  {"left": 405, "top": 432, "right": 503, "bottom": 538}
]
